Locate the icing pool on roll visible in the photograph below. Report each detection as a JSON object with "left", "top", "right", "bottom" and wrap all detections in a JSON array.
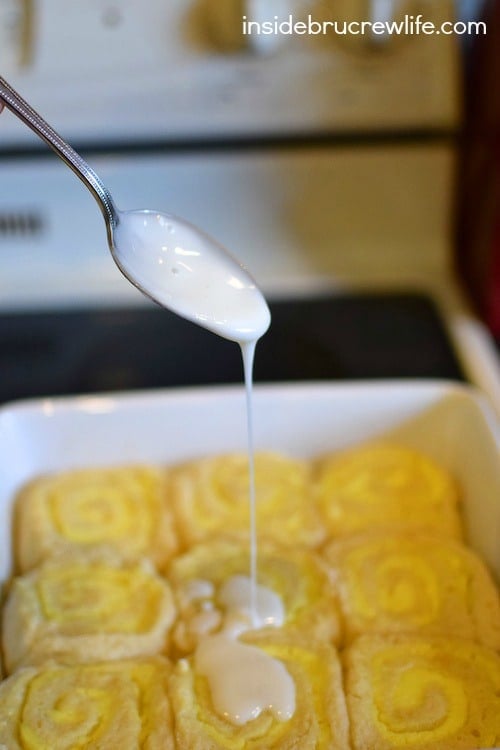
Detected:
[{"left": 194, "top": 575, "right": 295, "bottom": 726}]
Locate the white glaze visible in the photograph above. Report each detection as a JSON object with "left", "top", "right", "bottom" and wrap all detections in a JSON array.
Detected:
[
  {"left": 241, "top": 339, "right": 258, "bottom": 622},
  {"left": 180, "top": 579, "right": 215, "bottom": 606},
  {"left": 195, "top": 574, "right": 295, "bottom": 726},
  {"left": 195, "top": 633, "right": 295, "bottom": 726},
  {"left": 218, "top": 574, "right": 285, "bottom": 629},
  {"left": 112, "top": 210, "right": 271, "bottom": 343},
  {"left": 189, "top": 609, "right": 222, "bottom": 637}
]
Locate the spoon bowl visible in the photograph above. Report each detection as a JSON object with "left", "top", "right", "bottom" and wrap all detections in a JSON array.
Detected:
[{"left": 112, "top": 209, "right": 270, "bottom": 342}]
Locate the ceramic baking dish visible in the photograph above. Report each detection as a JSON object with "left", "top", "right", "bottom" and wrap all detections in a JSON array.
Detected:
[
  {"left": 0, "top": 381, "right": 499, "bottom": 749},
  {"left": 0, "top": 379, "right": 498, "bottom": 585}
]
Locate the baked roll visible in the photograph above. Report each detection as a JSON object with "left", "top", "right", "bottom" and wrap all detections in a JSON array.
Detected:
[
  {"left": 344, "top": 635, "right": 500, "bottom": 750},
  {"left": 315, "top": 443, "right": 462, "bottom": 539},
  {"left": 170, "top": 637, "right": 350, "bottom": 749},
  {"left": 14, "top": 465, "right": 178, "bottom": 572},
  {"left": 2, "top": 553, "right": 176, "bottom": 674},
  {"left": 0, "top": 657, "right": 175, "bottom": 749},
  {"left": 170, "top": 452, "right": 325, "bottom": 549},
  {"left": 324, "top": 532, "right": 500, "bottom": 648},
  {"left": 167, "top": 537, "right": 341, "bottom": 655}
]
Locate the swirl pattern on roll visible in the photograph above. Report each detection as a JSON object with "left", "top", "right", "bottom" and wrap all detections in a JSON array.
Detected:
[
  {"left": 169, "top": 639, "right": 350, "bottom": 749},
  {"left": 170, "top": 452, "right": 325, "bottom": 549},
  {"left": 14, "top": 466, "right": 178, "bottom": 572},
  {"left": 2, "top": 554, "right": 176, "bottom": 673},
  {"left": 324, "top": 533, "right": 500, "bottom": 648},
  {"left": 167, "top": 537, "right": 341, "bottom": 655},
  {"left": 344, "top": 635, "right": 500, "bottom": 749},
  {"left": 315, "top": 443, "right": 462, "bottom": 538},
  {"left": 0, "top": 658, "right": 175, "bottom": 749}
]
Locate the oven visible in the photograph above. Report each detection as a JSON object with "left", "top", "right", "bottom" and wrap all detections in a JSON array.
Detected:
[{"left": 0, "top": 0, "right": 498, "bottom": 409}]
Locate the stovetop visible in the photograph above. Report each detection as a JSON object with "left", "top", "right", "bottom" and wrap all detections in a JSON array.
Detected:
[{"left": 0, "top": 292, "right": 465, "bottom": 405}]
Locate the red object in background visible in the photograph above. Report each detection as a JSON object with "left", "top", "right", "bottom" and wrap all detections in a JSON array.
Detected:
[{"left": 456, "top": 0, "right": 500, "bottom": 338}]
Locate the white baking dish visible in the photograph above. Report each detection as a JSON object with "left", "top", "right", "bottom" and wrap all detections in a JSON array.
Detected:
[{"left": 0, "top": 380, "right": 498, "bottom": 586}]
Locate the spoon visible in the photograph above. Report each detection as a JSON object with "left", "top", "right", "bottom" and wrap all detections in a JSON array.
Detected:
[{"left": 0, "top": 77, "right": 270, "bottom": 343}]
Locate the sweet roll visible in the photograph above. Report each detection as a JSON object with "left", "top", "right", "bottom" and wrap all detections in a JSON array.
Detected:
[
  {"left": 167, "top": 537, "right": 341, "bottom": 655},
  {"left": 344, "top": 634, "right": 500, "bottom": 749},
  {"left": 170, "top": 638, "right": 350, "bottom": 749},
  {"left": 2, "top": 552, "right": 176, "bottom": 673},
  {"left": 0, "top": 657, "right": 175, "bottom": 749},
  {"left": 315, "top": 443, "right": 462, "bottom": 539},
  {"left": 14, "top": 465, "right": 178, "bottom": 572},
  {"left": 324, "top": 532, "right": 500, "bottom": 648},
  {"left": 170, "top": 452, "right": 325, "bottom": 549}
]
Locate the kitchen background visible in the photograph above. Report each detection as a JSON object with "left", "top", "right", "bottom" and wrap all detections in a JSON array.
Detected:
[{"left": 0, "top": 0, "right": 498, "bottom": 409}]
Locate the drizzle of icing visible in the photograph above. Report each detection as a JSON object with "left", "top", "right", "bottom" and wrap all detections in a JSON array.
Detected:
[
  {"left": 192, "top": 574, "right": 295, "bottom": 726},
  {"left": 218, "top": 574, "right": 285, "bottom": 629}
]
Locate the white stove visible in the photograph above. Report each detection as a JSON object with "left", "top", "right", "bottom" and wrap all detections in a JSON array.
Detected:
[
  {"left": 0, "top": 0, "right": 499, "bottom": 411},
  {"left": 0, "top": 0, "right": 459, "bottom": 144}
]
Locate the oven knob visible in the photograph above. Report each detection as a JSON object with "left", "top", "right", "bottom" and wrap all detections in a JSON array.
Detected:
[
  {"left": 201, "top": 0, "right": 247, "bottom": 52},
  {"left": 327, "top": 0, "right": 422, "bottom": 50},
  {"left": 202, "top": 0, "right": 293, "bottom": 54},
  {"left": 244, "top": 0, "right": 293, "bottom": 54}
]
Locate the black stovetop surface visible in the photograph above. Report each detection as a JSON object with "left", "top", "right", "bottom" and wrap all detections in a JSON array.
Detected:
[{"left": 0, "top": 292, "right": 465, "bottom": 404}]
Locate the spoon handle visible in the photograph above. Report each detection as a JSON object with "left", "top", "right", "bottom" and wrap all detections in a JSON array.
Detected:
[{"left": 0, "top": 76, "right": 118, "bottom": 232}]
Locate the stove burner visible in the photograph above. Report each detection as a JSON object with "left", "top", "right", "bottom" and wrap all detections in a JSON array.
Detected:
[{"left": 0, "top": 292, "right": 464, "bottom": 404}]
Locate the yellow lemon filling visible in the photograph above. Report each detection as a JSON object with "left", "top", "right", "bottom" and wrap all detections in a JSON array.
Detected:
[
  {"left": 211, "top": 453, "right": 309, "bottom": 510},
  {"left": 346, "top": 547, "right": 441, "bottom": 626},
  {"left": 172, "top": 452, "right": 324, "bottom": 548},
  {"left": 19, "top": 669, "right": 132, "bottom": 749},
  {"left": 374, "top": 665, "right": 468, "bottom": 744},
  {"left": 48, "top": 474, "right": 154, "bottom": 547},
  {"left": 317, "top": 443, "right": 460, "bottom": 537},
  {"left": 38, "top": 564, "right": 165, "bottom": 633},
  {"left": 17, "top": 661, "right": 170, "bottom": 750},
  {"left": 365, "top": 639, "right": 500, "bottom": 747}
]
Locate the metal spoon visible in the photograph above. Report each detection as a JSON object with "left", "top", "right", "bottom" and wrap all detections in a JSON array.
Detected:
[{"left": 0, "top": 76, "right": 270, "bottom": 342}]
